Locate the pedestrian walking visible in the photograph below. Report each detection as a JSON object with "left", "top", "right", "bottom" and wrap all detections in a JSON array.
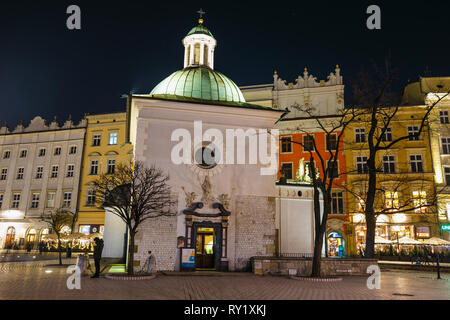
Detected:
[{"left": 91, "top": 237, "right": 104, "bottom": 278}]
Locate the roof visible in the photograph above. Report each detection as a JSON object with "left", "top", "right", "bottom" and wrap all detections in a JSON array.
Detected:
[
  {"left": 149, "top": 66, "right": 246, "bottom": 104},
  {"left": 186, "top": 24, "right": 214, "bottom": 38},
  {"left": 401, "top": 77, "right": 450, "bottom": 106}
]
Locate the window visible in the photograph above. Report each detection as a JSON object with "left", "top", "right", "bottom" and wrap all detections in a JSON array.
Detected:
[
  {"left": 331, "top": 191, "right": 344, "bottom": 214},
  {"left": 356, "top": 156, "right": 368, "bottom": 174},
  {"left": 303, "top": 135, "right": 315, "bottom": 152},
  {"left": 87, "top": 189, "right": 96, "bottom": 206},
  {"left": 3, "top": 150, "right": 10, "bottom": 159},
  {"left": 47, "top": 192, "right": 56, "bottom": 208},
  {"left": 381, "top": 127, "right": 392, "bottom": 142},
  {"left": 16, "top": 167, "right": 24, "bottom": 179},
  {"left": 281, "top": 163, "right": 293, "bottom": 179},
  {"left": 442, "top": 137, "right": 450, "bottom": 154},
  {"left": 36, "top": 166, "right": 43, "bottom": 179},
  {"left": 38, "top": 148, "right": 46, "bottom": 157},
  {"left": 383, "top": 155, "right": 395, "bottom": 173},
  {"left": 410, "top": 155, "right": 423, "bottom": 173},
  {"left": 1, "top": 168, "right": 7, "bottom": 180},
  {"left": 445, "top": 167, "right": 450, "bottom": 186},
  {"left": 20, "top": 150, "right": 27, "bottom": 158},
  {"left": 54, "top": 147, "right": 61, "bottom": 155},
  {"left": 109, "top": 132, "right": 118, "bottom": 145},
  {"left": 355, "top": 128, "right": 366, "bottom": 143},
  {"left": 412, "top": 191, "right": 427, "bottom": 213},
  {"left": 385, "top": 191, "right": 399, "bottom": 210},
  {"left": 281, "top": 137, "right": 292, "bottom": 153},
  {"left": 408, "top": 126, "right": 419, "bottom": 141},
  {"left": 51, "top": 165, "right": 58, "bottom": 178},
  {"left": 63, "top": 192, "right": 72, "bottom": 207},
  {"left": 440, "top": 110, "right": 449, "bottom": 124},
  {"left": 69, "top": 146, "right": 77, "bottom": 154},
  {"left": 326, "top": 134, "right": 337, "bottom": 151},
  {"left": 66, "top": 165, "right": 74, "bottom": 177},
  {"left": 92, "top": 134, "right": 101, "bottom": 146},
  {"left": 90, "top": 160, "right": 99, "bottom": 175},
  {"left": 107, "top": 159, "right": 116, "bottom": 174},
  {"left": 31, "top": 193, "right": 40, "bottom": 209},
  {"left": 0, "top": 194, "right": 3, "bottom": 208},
  {"left": 327, "top": 160, "right": 339, "bottom": 178},
  {"left": 11, "top": 193, "right": 20, "bottom": 208}
]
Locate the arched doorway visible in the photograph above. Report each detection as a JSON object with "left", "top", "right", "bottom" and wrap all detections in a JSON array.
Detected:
[
  {"left": 39, "top": 228, "right": 49, "bottom": 241},
  {"left": 26, "top": 228, "right": 36, "bottom": 248},
  {"left": 327, "top": 231, "right": 345, "bottom": 257},
  {"left": 5, "top": 227, "right": 15, "bottom": 249}
]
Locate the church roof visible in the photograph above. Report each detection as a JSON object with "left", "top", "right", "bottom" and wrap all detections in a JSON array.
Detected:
[
  {"left": 150, "top": 66, "right": 246, "bottom": 104},
  {"left": 186, "top": 24, "right": 214, "bottom": 38}
]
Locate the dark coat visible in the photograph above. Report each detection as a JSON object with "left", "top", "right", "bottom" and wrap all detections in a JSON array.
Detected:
[{"left": 93, "top": 239, "right": 104, "bottom": 260}]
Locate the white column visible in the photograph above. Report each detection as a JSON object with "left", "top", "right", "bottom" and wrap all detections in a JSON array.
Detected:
[
  {"left": 189, "top": 44, "right": 194, "bottom": 65},
  {"left": 184, "top": 46, "right": 188, "bottom": 68},
  {"left": 210, "top": 49, "right": 214, "bottom": 69},
  {"left": 200, "top": 43, "right": 205, "bottom": 66}
]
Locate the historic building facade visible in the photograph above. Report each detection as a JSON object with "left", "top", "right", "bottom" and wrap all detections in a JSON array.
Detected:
[
  {"left": 0, "top": 116, "right": 86, "bottom": 249},
  {"left": 76, "top": 112, "right": 133, "bottom": 235},
  {"left": 241, "top": 67, "right": 350, "bottom": 257},
  {"left": 344, "top": 102, "right": 439, "bottom": 255}
]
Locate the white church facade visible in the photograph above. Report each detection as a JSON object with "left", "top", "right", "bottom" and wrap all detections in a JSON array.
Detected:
[{"left": 104, "top": 18, "right": 319, "bottom": 271}]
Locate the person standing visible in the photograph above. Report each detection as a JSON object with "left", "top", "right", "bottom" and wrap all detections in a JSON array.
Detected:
[{"left": 91, "top": 237, "right": 104, "bottom": 278}]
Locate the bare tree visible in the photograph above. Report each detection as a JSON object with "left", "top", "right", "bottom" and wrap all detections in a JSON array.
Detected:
[
  {"left": 41, "top": 209, "right": 76, "bottom": 265},
  {"left": 286, "top": 105, "right": 361, "bottom": 276},
  {"left": 349, "top": 62, "right": 450, "bottom": 258},
  {"left": 92, "top": 161, "right": 177, "bottom": 275}
]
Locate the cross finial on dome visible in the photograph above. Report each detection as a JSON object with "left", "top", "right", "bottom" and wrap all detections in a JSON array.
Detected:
[{"left": 197, "top": 8, "right": 206, "bottom": 24}]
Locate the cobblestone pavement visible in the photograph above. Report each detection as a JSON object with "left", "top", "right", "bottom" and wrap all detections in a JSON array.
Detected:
[{"left": 0, "top": 261, "right": 448, "bottom": 300}]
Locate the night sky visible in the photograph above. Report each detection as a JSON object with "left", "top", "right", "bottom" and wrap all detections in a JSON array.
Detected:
[{"left": 1, "top": 0, "right": 449, "bottom": 127}]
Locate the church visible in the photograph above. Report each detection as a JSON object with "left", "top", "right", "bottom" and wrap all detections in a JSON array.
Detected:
[{"left": 103, "top": 17, "right": 318, "bottom": 272}]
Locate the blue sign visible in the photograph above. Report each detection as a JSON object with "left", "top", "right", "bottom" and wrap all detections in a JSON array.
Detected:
[{"left": 181, "top": 248, "right": 195, "bottom": 268}]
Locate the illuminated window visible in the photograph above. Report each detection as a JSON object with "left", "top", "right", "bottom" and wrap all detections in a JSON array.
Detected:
[
  {"left": 281, "top": 137, "right": 292, "bottom": 153},
  {"left": 109, "top": 132, "right": 118, "bottom": 145},
  {"left": 385, "top": 191, "right": 399, "bottom": 210},
  {"left": 194, "top": 43, "right": 200, "bottom": 64},
  {"left": 203, "top": 45, "right": 209, "bottom": 65},
  {"left": 79, "top": 225, "right": 91, "bottom": 235},
  {"left": 412, "top": 191, "right": 427, "bottom": 213},
  {"left": 47, "top": 192, "right": 56, "bottom": 208}
]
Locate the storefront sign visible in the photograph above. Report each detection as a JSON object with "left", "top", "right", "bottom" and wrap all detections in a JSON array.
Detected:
[
  {"left": 416, "top": 226, "right": 430, "bottom": 238},
  {"left": 441, "top": 224, "right": 450, "bottom": 231},
  {"left": 181, "top": 248, "right": 195, "bottom": 269}
]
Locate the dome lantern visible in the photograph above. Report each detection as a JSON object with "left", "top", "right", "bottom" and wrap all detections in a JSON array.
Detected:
[{"left": 182, "top": 10, "right": 216, "bottom": 69}]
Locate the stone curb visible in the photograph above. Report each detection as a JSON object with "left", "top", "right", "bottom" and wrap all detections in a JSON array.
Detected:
[
  {"left": 290, "top": 276, "right": 343, "bottom": 282},
  {"left": 104, "top": 274, "right": 156, "bottom": 281}
]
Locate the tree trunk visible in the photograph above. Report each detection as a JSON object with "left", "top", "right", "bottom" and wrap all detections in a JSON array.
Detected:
[
  {"left": 127, "top": 231, "right": 135, "bottom": 275},
  {"left": 364, "top": 155, "right": 377, "bottom": 258},
  {"left": 57, "top": 236, "right": 62, "bottom": 265},
  {"left": 311, "top": 187, "right": 328, "bottom": 277}
]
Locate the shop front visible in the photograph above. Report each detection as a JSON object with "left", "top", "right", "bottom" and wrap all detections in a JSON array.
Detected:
[{"left": 327, "top": 231, "right": 345, "bottom": 257}]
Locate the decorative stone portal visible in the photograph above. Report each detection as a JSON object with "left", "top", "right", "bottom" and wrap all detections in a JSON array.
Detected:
[{"left": 183, "top": 202, "right": 230, "bottom": 271}]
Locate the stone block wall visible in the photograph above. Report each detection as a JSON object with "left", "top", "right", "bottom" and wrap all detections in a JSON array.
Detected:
[
  {"left": 133, "top": 215, "right": 178, "bottom": 272},
  {"left": 252, "top": 257, "right": 378, "bottom": 276},
  {"left": 231, "top": 195, "right": 277, "bottom": 271}
]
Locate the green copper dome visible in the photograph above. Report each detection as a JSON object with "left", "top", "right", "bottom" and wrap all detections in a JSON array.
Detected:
[
  {"left": 186, "top": 24, "right": 214, "bottom": 38},
  {"left": 150, "top": 66, "right": 246, "bottom": 104}
]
